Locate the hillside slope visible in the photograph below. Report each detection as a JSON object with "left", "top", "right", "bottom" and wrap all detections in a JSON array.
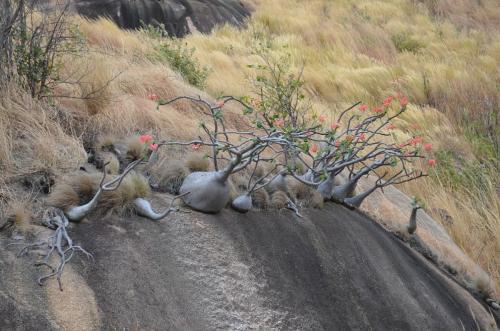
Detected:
[
  {"left": 0, "top": 1, "right": 498, "bottom": 328},
  {"left": 0, "top": 200, "right": 496, "bottom": 330},
  {"left": 183, "top": 0, "right": 500, "bottom": 293}
]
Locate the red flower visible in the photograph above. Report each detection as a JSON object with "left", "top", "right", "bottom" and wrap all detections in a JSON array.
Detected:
[
  {"left": 387, "top": 123, "right": 397, "bottom": 130},
  {"left": 274, "top": 118, "right": 285, "bottom": 127},
  {"left": 149, "top": 143, "right": 158, "bottom": 151},
  {"left": 147, "top": 93, "right": 159, "bottom": 101},
  {"left": 373, "top": 106, "right": 384, "bottom": 113},
  {"left": 335, "top": 141, "right": 341, "bottom": 147},
  {"left": 383, "top": 96, "right": 393, "bottom": 107},
  {"left": 191, "top": 143, "right": 201, "bottom": 150},
  {"left": 428, "top": 159, "right": 436, "bottom": 166},
  {"left": 216, "top": 100, "right": 225, "bottom": 108},
  {"left": 330, "top": 122, "right": 341, "bottom": 130},
  {"left": 309, "top": 144, "right": 318, "bottom": 154},
  {"left": 424, "top": 143, "right": 432, "bottom": 151},
  {"left": 358, "top": 133, "right": 366, "bottom": 141},
  {"left": 139, "top": 134, "right": 153, "bottom": 143},
  {"left": 409, "top": 136, "right": 423, "bottom": 145},
  {"left": 319, "top": 114, "right": 327, "bottom": 123},
  {"left": 398, "top": 95, "right": 408, "bottom": 107},
  {"left": 359, "top": 104, "right": 368, "bottom": 112}
]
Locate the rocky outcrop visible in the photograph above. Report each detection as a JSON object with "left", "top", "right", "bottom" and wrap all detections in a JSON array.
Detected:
[
  {"left": 188, "top": 0, "right": 250, "bottom": 34},
  {"left": 1, "top": 197, "right": 497, "bottom": 330},
  {"left": 73, "top": 0, "right": 250, "bottom": 37}
]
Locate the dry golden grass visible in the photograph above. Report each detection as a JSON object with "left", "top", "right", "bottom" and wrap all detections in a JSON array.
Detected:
[
  {"left": 125, "top": 135, "right": 149, "bottom": 161},
  {"left": 100, "top": 152, "right": 120, "bottom": 175},
  {"left": 229, "top": 173, "right": 250, "bottom": 194},
  {"left": 0, "top": 196, "right": 34, "bottom": 234},
  {"left": 0, "top": 88, "right": 86, "bottom": 181},
  {"left": 47, "top": 173, "right": 98, "bottom": 211},
  {"left": 402, "top": 175, "right": 500, "bottom": 294},
  {"left": 251, "top": 189, "right": 270, "bottom": 210},
  {"left": 99, "top": 172, "right": 150, "bottom": 214},
  {"left": 48, "top": 170, "right": 151, "bottom": 216},
  {"left": 185, "top": 153, "right": 211, "bottom": 172},
  {"left": 50, "top": 18, "right": 231, "bottom": 150},
  {"left": 270, "top": 191, "right": 289, "bottom": 210},
  {"left": 287, "top": 177, "right": 325, "bottom": 209},
  {"left": 150, "top": 158, "right": 188, "bottom": 194}
]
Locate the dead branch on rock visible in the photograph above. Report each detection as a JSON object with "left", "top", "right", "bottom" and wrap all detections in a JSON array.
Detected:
[{"left": 9, "top": 208, "right": 93, "bottom": 291}]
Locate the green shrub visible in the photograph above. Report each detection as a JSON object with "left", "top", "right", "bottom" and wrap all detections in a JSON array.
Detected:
[
  {"left": 154, "top": 39, "right": 209, "bottom": 89},
  {"left": 431, "top": 149, "right": 496, "bottom": 197},
  {"left": 391, "top": 33, "right": 424, "bottom": 53},
  {"left": 140, "top": 22, "right": 168, "bottom": 40},
  {"left": 141, "top": 22, "right": 208, "bottom": 89},
  {"left": 247, "top": 50, "right": 312, "bottom": 131},
  {"left": 1, "top": 1, "right": 83, "bottom": 97}
]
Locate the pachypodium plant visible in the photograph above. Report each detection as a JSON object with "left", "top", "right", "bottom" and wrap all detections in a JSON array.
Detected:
[
  {"left": 153, "top": 50, "right": 434, "bottom": 213},
  {"left": 156, "top": 95, "right": 286, "bottom": 213},
  {"left": 155, "top": 90, "right": 434, "bottom": 214},
  {"left": 407, "top": 196, "right": 423, "bottom": 234}
]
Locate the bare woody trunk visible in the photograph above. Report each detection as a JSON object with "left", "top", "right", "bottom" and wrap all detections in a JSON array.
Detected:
[
  {"left": 343, "top": 184, "right": 379, "bottom": 208},
  {"left": 316, "top": 174, "right": 336, "bottom": 200},
  {"left": 407, "top": 206, "right": 419, "bottom": 234}
]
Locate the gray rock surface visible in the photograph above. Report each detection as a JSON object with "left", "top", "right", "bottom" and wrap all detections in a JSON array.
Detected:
[
  {"left": 0, "top": 198, "right": 497, "bottom": 330},
  {"left": 73, "top": 0, "right": 250, "bottom": 36}
]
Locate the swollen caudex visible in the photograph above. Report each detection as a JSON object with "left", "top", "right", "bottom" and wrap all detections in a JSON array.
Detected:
[
  {"left": 231, "top": 194, "right": 253, "bottom": 213},
  {"left": 179, "top": 171, "right": 231, "bottom": 213}
]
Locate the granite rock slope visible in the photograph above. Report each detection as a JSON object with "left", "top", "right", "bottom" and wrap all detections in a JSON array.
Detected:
[{"left": 0, "top": 198, "right": 496, "bottom": 330}]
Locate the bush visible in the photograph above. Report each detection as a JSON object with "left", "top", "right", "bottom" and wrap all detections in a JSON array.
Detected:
[
  {"left": 141, "top": 22, "right": 208, "bottom": 89},
  {"left": 0, "top": 0, "right": 84, "bottom": 98},
  {"left": 391, "top": 33, "right": 424, "bottom": 53},
  {"left": 154, "top": 39, "right": 209, "bottom": 89},
  {"left": 431, "top": 149, "right": 496, "bottom": 196},
  {"left": 247, "top": 50, "right": 311, "bottom": 131}
]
